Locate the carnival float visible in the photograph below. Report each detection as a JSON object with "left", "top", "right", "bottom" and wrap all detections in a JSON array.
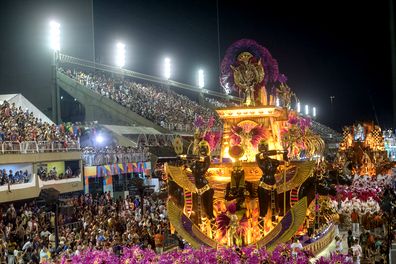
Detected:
[
  {"left": 166, "top": 39, "right": 345, "bottom": 254},
  {"left": 337, "top": 122, "right": 394, "bottom": 177}
]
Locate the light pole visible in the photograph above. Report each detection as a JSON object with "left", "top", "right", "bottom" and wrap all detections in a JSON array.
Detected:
[
  {"left": 330, "top": 96, "right": 335, "bottom": 126},
  {"left": 50, "top": 21, "right": 61, "bottom": 124}
]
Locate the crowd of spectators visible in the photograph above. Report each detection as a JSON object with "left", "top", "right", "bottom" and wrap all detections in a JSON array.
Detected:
[
  {"left": 0, "top": 192, "right": 170, "bottom": 263},
  {"left": 82, "top": 146, "right": 150, "bottom": 166},
  {"left": 37, "top": 166, "right": 79, "bottom": 181},
  {"left": 59, "top": 67, "right": 220, "bottom": 132},
  {"left": 0, "top": 169, "right": 31, "bottom": 186},
  {"left": 0, "top": 101, "right": 80, "bottom": 144}
]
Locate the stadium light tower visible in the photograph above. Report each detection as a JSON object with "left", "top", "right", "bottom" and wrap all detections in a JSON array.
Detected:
[
  {"left": 115, "top": 42, "right": 126, "bottom": 68},
  {"left": 164, "top": 58, "right": 171, "bottom": 80},
  {"left": 197, "top": 69, "right": 204, "bottom": 88},
  {"left": 49, "top": 20, "right": 61, "bottom": 124},
  {"left": 305, "top": 104, "right": 309, "bottom": 115},
  {"left": 49, "top": 21, "right": 60, "bottom": 51}
]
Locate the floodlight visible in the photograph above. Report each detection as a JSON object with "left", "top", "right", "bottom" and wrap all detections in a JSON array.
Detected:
[
  {"left": 95, "top": 135, "right": 104, "bottom": 144},
  {"left": 305, "top": 105, "right": 309, "bottom": 115},
  {"left": 115, "top": 42, "right": 126, "bottom": 68},
  {"left": 297, "top": 102, "right": 301, "bottom": 113},
  {"left": 49, "top": 21, "right": 60, "bottom": 51},
  {"left": 198, "top": 69, "right": 204, "bottom": 88},
  {"left": 164, "top": 58, "right": 171, "bottom": 80},
  {"left": 313, "top": 107, "right": 316, "bottom": 117}
]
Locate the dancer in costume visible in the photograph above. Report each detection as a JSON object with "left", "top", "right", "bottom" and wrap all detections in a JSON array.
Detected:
[
  {"left": 256, "top": 140, "right": 287, "bottom": 219},
  {"left": 181, "top": 140, "right": 215, "bottom": 219}
]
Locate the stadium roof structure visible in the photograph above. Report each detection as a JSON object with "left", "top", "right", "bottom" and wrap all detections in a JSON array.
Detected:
[
  {"left": 102, "top": 125, "right": 167, "bottom": 148},
  {"left": 103, "top": 125, "right": 162, "bottom": 135},
  {"left": 0, "top": 94, "right": 53, "bottom": 124}
]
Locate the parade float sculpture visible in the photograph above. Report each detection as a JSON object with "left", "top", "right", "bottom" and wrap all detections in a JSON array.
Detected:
[
  {"left": 338, "top": 122, "right": 394, "bottom": 176},
  {"left": 166, "top": 39, "right": 335, "bottom": 251}
]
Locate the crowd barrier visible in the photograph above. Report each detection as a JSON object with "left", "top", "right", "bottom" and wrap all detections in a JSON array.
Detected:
[
  {"left": 61, "top": 220, "right": 83, "bottom": 231},
  {"left": 0, "top": 140, "right": 80, "bottom": 154},
  {"left": 83, "top": 152, "right": 149, "bottom": 166},
  {"left": 163, "top": 232, "right": 179, "bottom": 251},
  {"left": 162, "top": 123, "right": 193, "bottom": 132}
]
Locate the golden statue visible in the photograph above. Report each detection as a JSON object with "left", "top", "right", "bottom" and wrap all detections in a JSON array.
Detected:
[
  {"left": 276, "top": 83, "right": 296, "bottom": 109},
  {"left": 231, "top": 52, "right": 265, "bottom": 106}
]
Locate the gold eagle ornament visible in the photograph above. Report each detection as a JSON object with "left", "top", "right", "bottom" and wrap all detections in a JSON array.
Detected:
[{"left": 230, "top": 52, "right": 265, "bottom": 106}]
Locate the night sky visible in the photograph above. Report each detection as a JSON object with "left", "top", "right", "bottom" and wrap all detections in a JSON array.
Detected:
[{"left": 0, "top": 0, "right": 394, "bottom": 130}]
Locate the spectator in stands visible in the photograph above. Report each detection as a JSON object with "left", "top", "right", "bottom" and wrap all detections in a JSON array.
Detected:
[
  {"left": 0, "top": 169, "right": 31, "bottom": 187},
  {"left": 37, "top": 166, "right": 78, "bottom": 181},
  {"left": 65, "top": 166, "right": 73, "bottom": 178}
]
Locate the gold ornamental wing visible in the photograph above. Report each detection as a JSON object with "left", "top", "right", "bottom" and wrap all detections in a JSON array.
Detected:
[{"left": 165, "top": 164, "right": 198, "bottom": 193}]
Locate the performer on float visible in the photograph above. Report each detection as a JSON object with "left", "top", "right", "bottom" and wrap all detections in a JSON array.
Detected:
[
  {"left": 256, "top": 139, "right": 288, "bottom": 220},
  {"left": 229, "top": 161, "right": 247, "bottom": 210},
  {"left": 181, "top": 140, "right": 215, "bottom": 219}
]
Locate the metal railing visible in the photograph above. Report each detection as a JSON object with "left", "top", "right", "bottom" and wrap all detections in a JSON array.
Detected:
[
  {"left": 0, "top": 140, "right": 80, "bottom": 154},
  {"left": 161, "top": 123, "right": 194, "bottom": 133},
  {"left": 21, "top": 141, "right": 39, "bottom": 153},
  {"left": 82, "top": 152, "right": 149, "bottom": 166},
  {"left": 2, "top": 141, "right": 22, "bottom": 154},
  {"left": 60, "top": 220, "right": 83, "bottom": 231},
  {"left": 163, "top": 232, "right": 180, "bottom": 251}
]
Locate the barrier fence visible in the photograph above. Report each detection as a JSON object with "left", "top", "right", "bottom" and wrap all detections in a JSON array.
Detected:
[
  {"left": 82, "top": 152, "right": 150, "bottom": 166},
  {"left": 61, "top": 220, "right": 83, "bottom": 231},
  {"left": 0, "top": 140, "right": 80, "bottom": 154}
]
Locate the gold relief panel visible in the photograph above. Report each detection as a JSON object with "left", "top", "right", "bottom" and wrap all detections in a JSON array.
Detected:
[{"left": 208, "top": 162, "right": 262, "bottom": 182}]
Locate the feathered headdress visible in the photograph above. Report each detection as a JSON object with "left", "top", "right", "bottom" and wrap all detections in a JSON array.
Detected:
[{"left": 220, "top": 39, "right": 279, "bottom": 95}]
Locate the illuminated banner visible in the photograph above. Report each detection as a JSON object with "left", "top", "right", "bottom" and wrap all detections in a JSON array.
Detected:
[{"left": 84, "top": 162, "right": 151, "bottom": 178}]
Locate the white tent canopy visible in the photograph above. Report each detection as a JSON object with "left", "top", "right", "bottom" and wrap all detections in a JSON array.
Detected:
[{"left": 0, "top": 94, "right": 53, "bottom": 124}]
